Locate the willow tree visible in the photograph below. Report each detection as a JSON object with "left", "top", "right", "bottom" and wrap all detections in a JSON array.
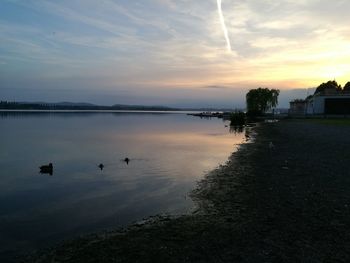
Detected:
[{"left": 246, "top": 88, "right": 280, "bottom": 116}]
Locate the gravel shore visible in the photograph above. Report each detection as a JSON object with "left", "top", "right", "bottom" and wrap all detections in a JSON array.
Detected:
[{"left": 24, "top": 119, "right": 350, "bottom": 262}]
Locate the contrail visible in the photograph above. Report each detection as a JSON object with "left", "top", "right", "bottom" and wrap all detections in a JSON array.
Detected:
[{"left": 217, "top": 0, "right": 232, "bottom": 52}]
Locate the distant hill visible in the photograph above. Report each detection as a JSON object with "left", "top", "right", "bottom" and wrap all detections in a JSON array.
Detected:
[
  {"left": 53, "top": 102, "right": 97, "bottom": 107},
  {"left": 18, "top": 101, "right": 97, "bottom": 107},
  {"left": 0, "top": 100, "right": 242, "bottom": 112},
  {"left": 0, "top": 101, "right": 179, "bottom": 111},
  {"left": 111, "top": 104, "right": 177, "bottom": 111}
]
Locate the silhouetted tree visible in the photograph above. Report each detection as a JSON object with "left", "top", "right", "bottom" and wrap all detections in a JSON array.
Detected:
[
  {"left": 230, "top": 111, "right": 245, "bottom": 126},
  {"left": 306, "top": 95, "right": 313, "bottom": 100},
  {"left": 314, "top": 80, "right": 342, "bottom": 94},
  {"left": 246, "top": 88, "right": 280, "bottom": 116},
  {"left": 343, "top": 82, "right": 350, "bottom": 93}
]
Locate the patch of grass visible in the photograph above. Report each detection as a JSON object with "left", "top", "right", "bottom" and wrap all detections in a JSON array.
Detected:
[{"left": 307, "top": 118, "right": 350, "bottom": 126}]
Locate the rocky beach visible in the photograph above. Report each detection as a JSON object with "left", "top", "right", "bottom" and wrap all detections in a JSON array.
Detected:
[{"left": 24, "top": 119, "right": 350, "bottom": 262}]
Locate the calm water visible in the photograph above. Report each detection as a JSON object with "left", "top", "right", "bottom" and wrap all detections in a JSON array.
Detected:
[{"left": 0, "top": 112, "right": 245, "bottom": 259}]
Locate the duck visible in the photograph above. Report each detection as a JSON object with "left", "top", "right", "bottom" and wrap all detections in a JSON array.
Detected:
[
  {"left": 98, "top": 163, "right": 104, "bottom": 171},
  {"left": 124, "top": 157, "right": 130, "bottom": 165},
  {"left": 40, "top": 163, "right": 53, "bottom": 175}
]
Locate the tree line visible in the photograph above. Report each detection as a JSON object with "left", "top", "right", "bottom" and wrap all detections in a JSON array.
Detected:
[{"left": 314, "top": 80, "right": 350, "bottom": 94}]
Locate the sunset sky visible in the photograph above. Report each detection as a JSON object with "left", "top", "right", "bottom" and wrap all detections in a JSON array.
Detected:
[{"left": 1, "top": 0, "right": 350, "bottom": 108}]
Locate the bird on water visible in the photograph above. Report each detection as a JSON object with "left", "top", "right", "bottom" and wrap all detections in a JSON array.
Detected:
[
  {"left": 124, "top": 157, "right": 130, "bottom": 165},
  {"left": 98, "top": 163, "right": 104, "bottom": 170},
  {"left": 40, "top": 163, "right": 53, "bottom": 175}
]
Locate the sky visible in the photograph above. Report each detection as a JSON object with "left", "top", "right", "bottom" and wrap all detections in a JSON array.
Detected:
[{"left": 1, "top": 0, "right": 350, "bottom": 108}]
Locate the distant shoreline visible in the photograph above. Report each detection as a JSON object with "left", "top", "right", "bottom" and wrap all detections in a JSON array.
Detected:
[
  {"left": 0, "top": 101, "right": 235, "bottom": 112},
  {"left": 0, "top": 109, "right": 194, "bottom": 113},
  {"left": 0, "top": 110, "right": 226, "bottom": 118}
]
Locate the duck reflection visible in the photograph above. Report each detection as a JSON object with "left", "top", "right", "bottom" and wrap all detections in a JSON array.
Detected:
[{"left": 39, "top": 163, "right": 53, "bottom": 176}]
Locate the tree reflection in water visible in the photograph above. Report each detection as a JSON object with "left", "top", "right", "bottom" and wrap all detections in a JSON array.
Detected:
[{"left": 229, "top": 125, "right": 244, "bottom": 134}]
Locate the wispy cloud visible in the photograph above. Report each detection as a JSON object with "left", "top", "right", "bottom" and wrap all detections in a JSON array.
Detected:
[
  {"left": 1, "top": 0, "right": 350, "bottom": 106},
  {"left": 200, "top": 85, "right": 231, "bottom": 90}
]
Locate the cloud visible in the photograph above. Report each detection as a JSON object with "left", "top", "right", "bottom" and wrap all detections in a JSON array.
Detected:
[
  {"left": 1, "top": 0, "right": 350, "bottom": 107},
  {"left": 200, "top": 85, "right": 231, "bottom": 90}
]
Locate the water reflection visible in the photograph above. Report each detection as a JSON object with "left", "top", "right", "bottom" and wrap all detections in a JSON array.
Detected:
[
  {"left": 229, "top": 125, "right": 244, "bottom": 134},
  {"left": 0, "top": 112, "right": 246, "bottom": 261},
  {"left": 229, "top": 124, "right": 256, "bottom": 142}
]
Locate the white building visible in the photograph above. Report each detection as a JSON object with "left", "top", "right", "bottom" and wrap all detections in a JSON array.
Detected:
[{"left": 306, "top": 93, "right": 350, "bottom": 115}]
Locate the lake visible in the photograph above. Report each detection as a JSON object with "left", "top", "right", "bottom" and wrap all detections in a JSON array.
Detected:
[{"left": 0, "top": 111, "right": 246, "bottom": 260}]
